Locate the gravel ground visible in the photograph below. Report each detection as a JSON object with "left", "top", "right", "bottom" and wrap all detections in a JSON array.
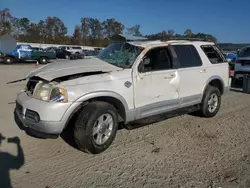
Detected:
[{"left": 1, "top": 64, "right": 250, "bottom": 188}]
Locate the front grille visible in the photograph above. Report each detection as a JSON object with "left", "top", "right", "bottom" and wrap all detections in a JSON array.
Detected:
[
  {"left": 25, "top": 109, "right": 40, "bottom": 122},
  {"left": 16, "top": 101, "right": 23, "bottom": 114}
]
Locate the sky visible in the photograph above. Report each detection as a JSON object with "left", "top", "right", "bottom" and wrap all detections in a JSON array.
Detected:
[{"left": 1, "top": 0, "right": 250, "bottom": 43}]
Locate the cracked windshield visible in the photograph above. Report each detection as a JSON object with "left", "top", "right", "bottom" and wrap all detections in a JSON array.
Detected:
[{"left": 96, "top": 42, "right": 143, "bottom": 68}]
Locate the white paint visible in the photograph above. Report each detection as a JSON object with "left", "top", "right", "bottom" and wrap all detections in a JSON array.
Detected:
[{"left": 23, "top": 39, "right": 230, "bottom": 117}]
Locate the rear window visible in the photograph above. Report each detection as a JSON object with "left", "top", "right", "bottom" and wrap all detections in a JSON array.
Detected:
[
  {"left": 201, "top": 45, "right": 225, "bottom": 64},
  {"left": 172, "top": 45, "right": 202, "bottom": 68},
  {"left": 238, "top": 47, "right": 250, "bottom": 57}
]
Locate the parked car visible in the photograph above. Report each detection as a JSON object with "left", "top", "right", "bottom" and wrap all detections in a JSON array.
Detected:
[
  {"left": 31, "top": 47, "right": 44, "bottom": 52},
  {"left": 223, "top": 52, "right": 237, "bottom": 70},
  {"left": 44, "top": 47, "right": 58, "bottom": 52},
  {"left": 84, "top": 50, "right": 99, "bottom": 58},
  {"left": 14, "top": 39, "right": 230, "bottom": 154},
  {"left": 55, "top": 48, "right": 72, "bottom": 59},
  {"left": 3, "top": 44, "right": 57, "bottom": 64},
  {"left": 59, "top": 46, "right": 83, "bottom": 54},
  {"left": 234, "top": 46, "right": 250, "bottom": 80}
]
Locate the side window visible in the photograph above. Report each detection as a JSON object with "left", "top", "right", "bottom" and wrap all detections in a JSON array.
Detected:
[
  {"left": 201, "top": 45, "right": 225, "bottom": 64},
  {"left": 173, "top": 45, "right": 202, "bottom": 68},
  {"left": 138, "top": 47, "right": 173, "bottom": 73}
]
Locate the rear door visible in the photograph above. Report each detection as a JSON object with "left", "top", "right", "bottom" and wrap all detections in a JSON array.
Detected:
[{"left": 172, "top": 44, "right": 205, "bottom": 107}]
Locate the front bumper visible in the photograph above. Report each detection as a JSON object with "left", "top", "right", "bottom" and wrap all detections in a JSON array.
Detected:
[{"left": 15, "top": 91, "right": 72, "bottom": 137}]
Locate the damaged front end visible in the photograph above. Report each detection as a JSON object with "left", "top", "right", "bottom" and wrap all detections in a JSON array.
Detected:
[
  {"left": 9, "top": 70, "right": 108, "bottom": 103},
  {"left": 24, "top": 76, "right": 68, "bottom": 103}
]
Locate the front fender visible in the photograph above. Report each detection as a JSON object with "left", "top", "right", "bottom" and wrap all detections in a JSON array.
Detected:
[{"left": 60, "top": 91, "right": 130, "bottom": 127}]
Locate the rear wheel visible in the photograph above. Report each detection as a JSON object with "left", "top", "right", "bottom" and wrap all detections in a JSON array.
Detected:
[
  {"left": 199, "top": 86, "right": 221, "bottom": 117},
  {"left": 4, "top": 56, "right": 13, "bottom": 64},
  {"left": 39, "top": 57, "right": 48, "bottom": 64},
  {"left": 74, "top": 101, "right": 118, "bottom": 154}
]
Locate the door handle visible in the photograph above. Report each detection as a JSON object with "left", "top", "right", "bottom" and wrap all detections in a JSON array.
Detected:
[
  {"left": 200, "top": 69, "right": 206, "bottom": 73},
  {"left": 164, "top": 74, "right": 175, "bottom": 79}
]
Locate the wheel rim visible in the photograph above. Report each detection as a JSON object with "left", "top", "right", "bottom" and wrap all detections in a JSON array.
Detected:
[
  {"left": 65, "top": 55, "right": 69, "bottom": 59},
  {"left": 7, "top": 59, "right": 11, "bottom": 62},
  {"left": 208, "top": 93, "right": 218, "bottom": 113},
  {"left": 42, "top": 58, "right": 46, "bottom": 63},
  {"left": 93, "top": 113, "right": 114, "bottom": 145}
]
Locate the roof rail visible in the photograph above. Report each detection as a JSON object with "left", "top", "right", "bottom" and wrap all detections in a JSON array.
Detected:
[{"left": 162, "top": 37, "right": 211, "bottom": 42}]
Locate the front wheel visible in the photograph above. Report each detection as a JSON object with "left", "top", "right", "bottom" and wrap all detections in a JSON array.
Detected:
[
  {"left": 199, "top": 86, "right": 221, "bottom": 117},
  {"left": 74, "top": 101, "right": 118, "bottom": 154}
]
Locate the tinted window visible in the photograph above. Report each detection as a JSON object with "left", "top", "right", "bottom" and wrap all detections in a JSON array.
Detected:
[
  {"left": 173, "top": 45, "right": 202, "bottom": 68},
  {"left": 139, "top": 47, "right": 173, "bottom": 72},
  {"left": 238, "top": 47, "right": 250, "bottom": 57},
  {"left": 201, "top": 45, "right": 224, "bottom": 64}
]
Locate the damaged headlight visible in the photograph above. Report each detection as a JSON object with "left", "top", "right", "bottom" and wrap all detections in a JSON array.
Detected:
[{"left": 33, "top": 82, "right": 68, "bottom": 103}]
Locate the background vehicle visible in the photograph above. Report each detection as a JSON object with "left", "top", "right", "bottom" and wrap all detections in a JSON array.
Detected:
[
  {"left": 44, "top": 47, "right": 58, "bottom": 52},
  {"left": 4, "top": 44, "right": 56, "bottom": 64},
  {"left": 223, "top": 52, "right": 237, "bottom": 70},
  {"left": 55, "top": 48, "right": 72, "bottom": 59},
  {"left": 59, "top": 46, "right": 83, "bottom": 54},
  {"left": 84, "top": 50, "right": 99, "bottom": 58},
  {"left": 31, "top": 47, "right": 44, "bottom": 52},
  {"left": 234, "top": 46, "right": 250, "bottom": 80}
]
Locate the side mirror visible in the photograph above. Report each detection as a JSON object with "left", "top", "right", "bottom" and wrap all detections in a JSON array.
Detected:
[
  {"left": 143, "top": 57, "right": 150, "bottom": 65},
  {"left": 138, "top": 57, "right": 151, "bottom": 73}
]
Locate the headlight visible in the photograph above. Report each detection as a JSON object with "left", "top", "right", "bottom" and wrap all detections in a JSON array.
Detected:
[{"left": 33, "top": 82, "right": 68, "bottom": 103}]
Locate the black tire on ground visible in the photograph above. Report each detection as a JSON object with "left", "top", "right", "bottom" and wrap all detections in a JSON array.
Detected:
[
  {"left": 4, "top": 56, "right": 13, "bottom": 64},
  {"left": 39, "top": 57, "right": 48, "bottom": 64},
  {"left": 199, "top": 85, "right": 221, "bottom": 118},
  {"left": 74, "top": 101, "right": 118, "bottom": 154}
]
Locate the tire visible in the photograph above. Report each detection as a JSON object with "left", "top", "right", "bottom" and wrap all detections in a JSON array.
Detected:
[
  {"left": 4, "top": 57, "right": 13, "bottom": 64},
  {"left": 65, "top": 55, "right": 70, "bottom": 59},
  {"left": 199, "top": 86, "right": 221, "bottom": 118},
  {"left": 39, "top": 57, "right": 48, "bottom": 64},
  {"left": 74, "top": 101, "right": 118, "bottom": 154}
]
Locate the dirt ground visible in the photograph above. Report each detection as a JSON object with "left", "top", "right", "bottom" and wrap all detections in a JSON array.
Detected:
[{"left": 1, "top": 64, "right": 250, "bottom": 188}]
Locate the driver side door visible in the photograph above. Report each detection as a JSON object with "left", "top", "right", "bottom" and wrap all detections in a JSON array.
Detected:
[{"left": 133, "top": 46, "right": 180, "bottom": 119}]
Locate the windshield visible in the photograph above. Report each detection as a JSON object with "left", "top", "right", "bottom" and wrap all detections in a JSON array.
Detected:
[
  {"left": 96, "top": 42, "right": 143, "bottom": 68},
  {"left": 238, "top": 47, "right": 250, "bottom": 57}
]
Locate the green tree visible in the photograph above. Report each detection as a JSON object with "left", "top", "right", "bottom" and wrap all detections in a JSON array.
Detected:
[
  {"left": 126, "top": 24, "right": 142, "bottom": 36},
  {"left": 11, "top": 17, "right": 30, "bottom": 39},
  {"left": 0, "top": 8, "right": 12, "bottom": 35},
  {"left": 102, "top": 18, "right": 124, "bottom": 38},
  {"left": 184, "top": 29, "right": 193, "bottom": 37},
  {"left": 81, "top": 17, "right": 90, "bottom": 45},
  {"left": 71, "top": 25, "right": 82, "bottom": 45}
]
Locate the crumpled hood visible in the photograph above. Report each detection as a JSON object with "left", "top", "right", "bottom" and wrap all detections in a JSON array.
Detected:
[{"left": 26, "top": 58, "right": 123, "bottom": 81}]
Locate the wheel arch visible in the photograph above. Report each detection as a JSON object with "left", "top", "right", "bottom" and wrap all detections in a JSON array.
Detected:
[
  {"left": 63, "top": 91, "right": 130, "bottom": 128},
  {"left": 202, "top": 76, "right": 225, "bottom": 95}
]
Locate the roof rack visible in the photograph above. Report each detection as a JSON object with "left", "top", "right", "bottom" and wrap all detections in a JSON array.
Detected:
[{"left": 162, "top": 37, "right": 211, "bottom": 42}]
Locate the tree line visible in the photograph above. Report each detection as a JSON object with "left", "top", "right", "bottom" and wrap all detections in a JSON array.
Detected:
[{"left": 0, "top": 8, "right": 217, "bottom": 47}]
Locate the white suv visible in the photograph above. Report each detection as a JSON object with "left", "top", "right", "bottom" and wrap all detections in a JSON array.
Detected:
[
  {"left": 59, "top": 46, "right": 83, "bottom": 54},
  {"left": 14, "top": 39, "right": 230, "bottom": 154}
]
